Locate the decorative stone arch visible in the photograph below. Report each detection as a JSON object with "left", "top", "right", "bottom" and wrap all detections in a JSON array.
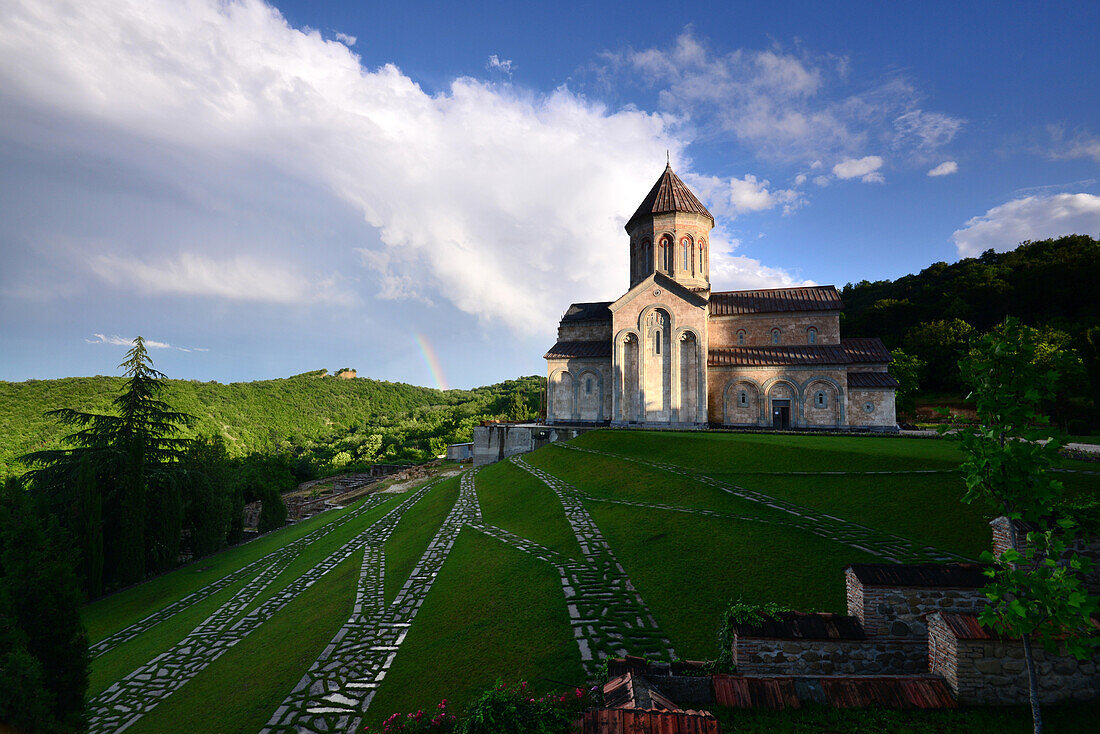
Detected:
[
  {"left": 802, "top": 376, "right": 843, "bottom": 427},
  {"left": 763, "top": 376, "right": 803, "bottom": 427},
  {"left": 698, "top": 237, "right": 708, "bottom": 276},
  {"left": 547, "top": 368, "right": 574, "bottom": 423},
  {"left": 575, "top": 368, "right": 604, "bottom": 421},
  {"left": 723, "top": 377, "right": 762, "bottom": 425},
  {"left": 679, "top": 233, "right": 694, "bottom": 276},
  {"left": 657, "top": 233, "right": 674, "bottom": 273},
  {"left": 612, "top": 328, "right": 642, "bottom": 423},
  {"left": 806, "top": 325, "right": 819, "bottom": 344},
  {"left": 673, "top": 327, "right": 705, "bottom": 423}
]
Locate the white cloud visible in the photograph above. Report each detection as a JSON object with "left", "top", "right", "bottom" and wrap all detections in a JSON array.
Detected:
[
  {"left": 832, "top": 155, "right": 884, "bottom": 183},
  {"left": 604, "top": 30, "right": 962, "bottom": 166},
  {"left": 927, "top": 161, "right": 958, "bottom": 177},
  {"left": 486, "top": 54, "right": 514, "bottom": 76},
  {"left": 86, "top": 333, "right": 205, "bottom": 351},
  {"left": 89, "top": 252, "right": 353, "bottom": 306},
  {"left": 0, "top": 0, "right": 807, "bottom": 336},
  {"left": 952, "top": 193, "right": 1100, "bottom": 257},
  {"left": 1048, "top": 126, "right": 1100, "bottom": 164},
  {"left": 683, "top": 173, "right": 803, "bottom": 217},
  {"left": 333, "top": 31, "right": 356, "bottom": 46}
]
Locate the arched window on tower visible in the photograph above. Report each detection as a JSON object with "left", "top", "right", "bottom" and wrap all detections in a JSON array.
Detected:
[
  {"left": 681, "top": 236, "right": 693, "bottom": 274},
  {"left": 699, "top": 239, "right": 707, "bottom": 274},
  {"left": 737, "top": 329, "right": 746, "bottom": 346},
  {"left": 642, "top": 239, "right": 652, "bottom": 274},
  {"left": 771, "top": 328, "right": 781, "bottom": 345},
  {"left": 659, "top": 235, "right": 673, "bottom": 272},
  {"left": 807, "top": 327, "right": 818, "bottom": 345}
]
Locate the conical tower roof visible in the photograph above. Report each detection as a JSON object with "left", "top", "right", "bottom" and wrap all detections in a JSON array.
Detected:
[{"left": 625, "top": 163, "right": 714, "bottom": 230}]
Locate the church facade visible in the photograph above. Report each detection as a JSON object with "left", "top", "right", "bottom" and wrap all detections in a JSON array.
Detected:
[{"left": 544, "top": 164, "right": 898, "bottom": 430}]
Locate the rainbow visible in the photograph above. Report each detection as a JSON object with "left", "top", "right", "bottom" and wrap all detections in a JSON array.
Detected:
[{"left": 415, "top": 333, "right": 450, "bottom": 391}]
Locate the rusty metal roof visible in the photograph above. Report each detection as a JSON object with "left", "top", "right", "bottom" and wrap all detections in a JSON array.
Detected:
[
  {"left": 848, "top": 371, "right": 900, "bottom": 389},
  {"left": 731, "top": 611, "right": 866, "bottom": 640},
  {"left": 626, "top": 164, "right": 715, "bottom": 229},
  {"left": 577, "top": 709, "right": 720, "bottom": 734},
  {"left": 820, "top": 677, "right": 958, "bottom": 710},
  {"left": 709, "top": 285, "right": 842, "bottom": 315},
  {"left": 603, "top": 672, "right": 682, "bottom": 712},
  {"left": 713, "top": 675, "right": 799, "bottom": 709},
  {"left": 707, "top": 339, "right": 892, "bottom": 368},
  {"left": 544, "top": 340, "right": 613, "bottom": 360},
  {"left": 848, "top": 563, "right": 988, "bottom": 588},
  {"left": 561, "top": 301, "right": 613, "bottom": 323}
]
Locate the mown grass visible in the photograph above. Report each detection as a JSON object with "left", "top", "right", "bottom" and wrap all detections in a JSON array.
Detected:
[
  {"left": 572, "top": 430, "right": 965, "bottom": 473},
  {"left": 476, "top": 460, "right": 583, "bottom": 559},
  {"left": 729, "top": 473, "right": 990, "bottom": 559},
  {"left": 366, "top": 528, "right": 585, "bottom": 727},
  {"left": 126, "top": 551, "right": 361, "bottom": 734},
  {"left": 384, "top": 475, "right": 462, "bottom": 604},
  {"left": 715, "top": 701, "right": 1100, "bottom": 733},
  {"left": 586, "top": 500, "right": 878, "bottom": 659},
  {"left": 82, "top": 494, "right": 389, "bottom": 642}
]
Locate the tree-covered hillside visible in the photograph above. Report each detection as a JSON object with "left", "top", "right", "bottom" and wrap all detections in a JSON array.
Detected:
[{"left": 0, "top": 372, "right": 544, "bottom": 478}]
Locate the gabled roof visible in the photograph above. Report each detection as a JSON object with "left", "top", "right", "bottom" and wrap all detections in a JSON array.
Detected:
[
  {"left": 708, "top": 338, "right": 893, "bottom": 368},
  {"left": 544, "top": 340, "right": 613, "bottom": 360},
  {"left": 625, "top": 164, "right": 714, "bottom": 230},
  {"left": 611, "top": 270, "right": 710, "bottom": 313},
  {"left": 709, "top": 285, "right": 842, "bottom": 315},
  {"left": 561, "top": 301, "right": 613, "bottom": 323}
]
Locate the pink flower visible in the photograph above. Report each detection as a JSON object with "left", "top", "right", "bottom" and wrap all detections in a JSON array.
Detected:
[{"left": 575, "top": 687, "right": 583, "bottom": 698}]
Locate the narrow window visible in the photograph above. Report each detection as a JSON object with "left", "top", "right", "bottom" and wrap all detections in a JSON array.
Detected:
[
  {"left": 681, "top": 237, "right": 692, "bottom": 271},
  {"left": 655, "top": 331, "right": 661, "bottom": 355},
  {"left": 816, "top": 391, "right": 826, "bottom": 408},
  {"left": 737, "top": 330, "right": 746, "bottom": 346},
  {"left": 739, "top": 390, "right": 748, "bottom": 407},
  {"left": 771, "top": 328, "right": 780, "bottom": 345},
  {"left": 586, "top": 378, "right": 593, "bottom": 395},
  {"left": 808, "top": 327, "right": 818, "bottom": 345}
]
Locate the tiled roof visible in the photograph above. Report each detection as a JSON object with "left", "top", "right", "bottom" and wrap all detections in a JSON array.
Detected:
[
  {"left": 544, "top": 340, "right": 613, "bottom": 360},
  {"left": 602, "top": 672, "right": 681, "bottom": 712},
  {"left": 939, "top": 612, "right": 1100, "bottom": 641},
  {"left": 626, "top": 164, "right": 714, "bottom": 229},
  {"left": 848, "top": 371, "right": 900, "bottom": 389},
  {"left": 848, "top": 563, "right": 987, "bottom": 588},
  {"left": 577, "top": 709, "right": 719, "bottom": 734},
  {"left": 709, "top": 285, "right": 842, "bottom": 315},
  {"left": 561, "top": 301, "right": 612, "bottom": 323},
  {"left": 713, "top": 676, "right": 799, "bottom": 709},
  {"left": 712, "top": 675, "right": 957, "bottom": 711},
  {"left": 730, "top": 611, "right": 866, "bottom": 640},
  {"left": 708, "top": 338, "right": 892, "bottom": 367}
]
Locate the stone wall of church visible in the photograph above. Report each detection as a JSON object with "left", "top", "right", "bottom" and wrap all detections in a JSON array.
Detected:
[
  {"left": 557, "top": 320, "right": 612, "bottom": 342},
  {"left": 708, "top": 312, "right": 841, "bottom": 348},
  {"left": 707, "top": 367, "right": 848, "bottom": 427},
  {"left": 546, "top": 358, "right": 613, "bottom": 423},
  {"left": 846, "top": 388, "right": 896, "bottom": 429}
]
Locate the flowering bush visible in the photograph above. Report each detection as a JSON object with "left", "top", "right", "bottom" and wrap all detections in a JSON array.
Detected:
[{"left": 364, "top": 699, "right": 457, "bottom": 734}]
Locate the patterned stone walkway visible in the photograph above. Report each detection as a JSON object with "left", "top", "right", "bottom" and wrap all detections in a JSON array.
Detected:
[
  {"left": 90, "top": 493, "right": 392, "bottom": 659},
  {"left": 87, "top": 482, "right": 441, "bottom": 733},
  {"left": 265, "top": 465, "right": 674, "bottom": 732},
  {"left": 557, "top": 444, "right": 972, "bottom": 563}
]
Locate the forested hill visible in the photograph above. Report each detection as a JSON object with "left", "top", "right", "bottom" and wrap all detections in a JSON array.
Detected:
[
  {"left": 841, "top": 235, "right": 1099, "bottom": 348},
  {"left": 0, "top": 372, "right": 543, "bottom": 477}
]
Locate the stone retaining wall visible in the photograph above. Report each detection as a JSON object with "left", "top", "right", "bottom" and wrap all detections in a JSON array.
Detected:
[
  {"left": 845, "top": 568, "right": 986, "bottom": 639},
  {"left": 733, "top": 636, "right": 928, "bottom": 676}
]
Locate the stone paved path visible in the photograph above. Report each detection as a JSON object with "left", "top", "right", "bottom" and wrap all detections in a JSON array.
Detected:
[
  {"left": 266, "top": 465, "right": 674, "bottom": 732},
  {"left": 557, "top": 444, "right": 972, "bottom": 563},
  {"left": 87, "top": 483, "right": 440, "bottom": 733},
  {"left": 90, "top": 494, "right": 392, "bottom": 659}
]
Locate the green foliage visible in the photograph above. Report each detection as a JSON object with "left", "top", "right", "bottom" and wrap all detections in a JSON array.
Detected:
[
  {"left": 903, "top": 318, "right": 975, "bottom": 393},
  {"left": 459, "top": 681, "right": 590, "bottom": 734},
  {"left": 368, "top": 700, "right": 458, "bottom": 733},
  {"left": 712, "top": 600, "right": 790, "bottom": 673},
  {"left": 888, "top": 348, "right": 924, "bottom": 417},
  {"left": 0, "top": 478, "right": 89, "bottom": 733}
]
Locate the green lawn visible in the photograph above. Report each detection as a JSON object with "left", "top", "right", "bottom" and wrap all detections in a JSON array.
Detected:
[
  {"left": 127, "top": 552, "right": 361, "bottom": 734},
  {"left": 365, "top": 527, "right": 586, "bottom": 727},
  {"left": 476, "top": 460, "right": 584, "bottom": 559},
  {"left": 586, "top": 500, "right": 878, "bottom": 659},
  {"left": 384, "top": 476, "right": 462, "bottom": 604}
]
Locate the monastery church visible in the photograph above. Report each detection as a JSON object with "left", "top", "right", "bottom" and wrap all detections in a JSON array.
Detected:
[{"left": 544, "top": 163, "right": 899, "bottom": 430}]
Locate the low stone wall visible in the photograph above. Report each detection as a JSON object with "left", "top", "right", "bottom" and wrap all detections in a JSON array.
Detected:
[
  {"left": 990, "top": 517, "right": 1100, "bottom": 594},
  {"left": 928, "top": 612, "right": 1100, "bottom": 704},
  {"left": 845, "top": 568, "right": 987, "bottom": 639},
  {"left": 733, "top": 636, "right": 928, "bottom": 676},
  {"left": 472, "top": 423, "right": 591, "bottom": 466}
]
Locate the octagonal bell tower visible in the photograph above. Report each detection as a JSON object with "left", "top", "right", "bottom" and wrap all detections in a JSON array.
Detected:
[{"left": 625, "top": 162, "right": 714, "bottom": 293}]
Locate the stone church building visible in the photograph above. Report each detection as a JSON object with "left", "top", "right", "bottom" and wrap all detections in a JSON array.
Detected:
[{"left": 544, "top": 164, "right": 898, "bottom": 430}]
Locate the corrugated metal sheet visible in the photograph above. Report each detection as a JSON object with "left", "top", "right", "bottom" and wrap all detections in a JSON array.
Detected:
[
  {"left": 626, "top": 164, "right": 715, "bottom": 229},
  {"left": 848, "top": 563, "right": 988, "bottom": 588},
  {"left": 731, "top": 612, "right": 866, "bottom": 640},
  {"left": 712, "top": 675, "right": 799, "bottom": 709},
  {"left": 544, "top": 340, "right": 613, "bottom": 360},
  {"left": 708, "top": 339, "right": 892, "bottom": 368},
  {"left": 709, "top": 286, "right": 843, "bottom": 315},
  {"left": 820, "top": 677, "right": 958, "bottom": 710},
  {"left": 847, "top": 371, "right": 900, "bottom": 388},
  {"left": 577, "top": 709, "right": 721, "bottom": 734},
  {"left": 561, "top": 301, "right": 613, "bottom": 323},
  {"left": 602, "top": 672, "right": 681, "bottom": 712}
]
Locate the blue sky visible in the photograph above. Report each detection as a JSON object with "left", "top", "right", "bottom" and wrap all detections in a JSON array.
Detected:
[{"left": 0, "top": 0, "right": 1097, "bottom": 388}]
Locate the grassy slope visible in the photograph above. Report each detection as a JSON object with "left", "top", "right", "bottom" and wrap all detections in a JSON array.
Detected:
[
  {"left": 476, "top": 460, "right": 584, "bottom": 559},
  {"left": 128, "top": 552, "right": 361, "bottom": 734},
  {"left": 384, "top": 476, "right": 462, "bottom": 604},
  {"left": 587, "top": 501, "right": 878, "bottom": 659},
  {"left": 366, "top": 528, "right": 585, "bottom": 727}
]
